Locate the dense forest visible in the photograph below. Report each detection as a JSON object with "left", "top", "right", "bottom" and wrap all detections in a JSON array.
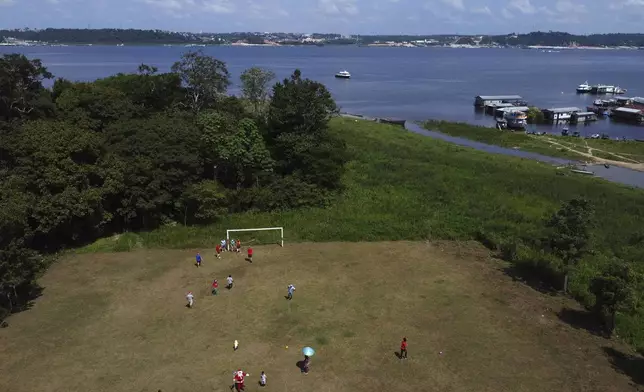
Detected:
[{"left": 0, "top": 51, "right": 347, "bottom": 321}]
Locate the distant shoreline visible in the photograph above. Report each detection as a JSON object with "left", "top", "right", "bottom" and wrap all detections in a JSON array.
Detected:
[{"left": 1, "top": 43, "right": 642, "bottom": 50}]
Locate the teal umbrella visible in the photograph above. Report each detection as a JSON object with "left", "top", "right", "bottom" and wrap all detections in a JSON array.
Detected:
[{"left": 302, "top": 346, "right": 315, "bottom": 356}]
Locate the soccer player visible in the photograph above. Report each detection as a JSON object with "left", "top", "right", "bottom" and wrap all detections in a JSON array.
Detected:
[
  {"left": 400, "top": 337, "right": 408, "bottom": 359},
  {"left": 232, "top": 370, "right": 245, "bottom": 391},
  {"left": 247, "top": 247, "right": 253, "bottom": 263},
  {"left": 236, "top": 239, "right": 241, "bottom": 253},
  {"left": 196, "top": 252, "right": 202, "bottom": 267},
  {"left": 302, "top": 355, "right": 311, "bottom": 374},
  {"left": 212, "top": 279, "right": 219, "bottom": 295},
  {"left": 186, "top": 291, "right": 194, "bottom": 308},
  {"left": 287, "top": 284, "right": 296, "bottom": 300},
  {"left": 215, "top": 243, "right": 222, "bottom": 259},
  {"left": 259, "top": 371, "right": 267, "bottom": 387},
  {"left": 227, "top": 275, "right": 234, "bottom": 290},
  {"left": 220, "top": 238, "right": 227, "bottom": 252}
]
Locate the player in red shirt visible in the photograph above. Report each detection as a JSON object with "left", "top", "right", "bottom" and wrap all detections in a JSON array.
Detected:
[
  {"left": 215, "top": 244, "right": 222, "bottom": 259},
  {"left": 211, "top": 279, "right": 219, "bottom": 296},
  {"left": 236, "top": 239, "right": 241, "bottom": 253},
  {"left": 233, "top": 369, "right": 246, "bottom": 391},
  {"left": 247, "top": 247, "right": 253, "bottom": 263},
  {"left": 400, "top": 337, "right": 408, "bottom": 359}
]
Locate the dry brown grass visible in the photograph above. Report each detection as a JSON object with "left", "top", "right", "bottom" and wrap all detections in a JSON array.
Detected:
[{"left": 0, "top": 242, "right": 640, "bottom": 392}]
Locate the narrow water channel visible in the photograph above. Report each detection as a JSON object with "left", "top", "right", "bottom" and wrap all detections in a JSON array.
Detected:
[{"left": 340, "top": 114, "right": 644, "bottom": 189}]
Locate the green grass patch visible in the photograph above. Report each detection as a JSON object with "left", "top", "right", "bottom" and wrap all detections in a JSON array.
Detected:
[
  {"left": 423, "top": 120, "right": 644, "bottom": 163},
  {"left": 79, "top": 117, "right": 644, "bottom": 349}
]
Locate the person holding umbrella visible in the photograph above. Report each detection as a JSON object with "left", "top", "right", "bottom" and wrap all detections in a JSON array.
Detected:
[{"left": 301, "top": 346, "right": 315, "bottom": 374}]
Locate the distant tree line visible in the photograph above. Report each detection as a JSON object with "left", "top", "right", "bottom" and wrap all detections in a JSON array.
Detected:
[
  {"left": 0, "top": 51, "right": 347, "bottom": 322},
  {"left": 4, "top": 28, "right": 644, "bottom": 47},
  {"left": 480, "top": 31, "right": 644, "bottom": 47}
]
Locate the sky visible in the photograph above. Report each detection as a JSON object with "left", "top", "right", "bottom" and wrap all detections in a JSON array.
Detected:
[{"left": 0, "top": 0, "right": 643, "bottom": 35}]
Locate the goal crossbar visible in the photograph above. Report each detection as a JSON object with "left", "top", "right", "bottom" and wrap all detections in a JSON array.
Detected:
[{"left": 226, "top": 227, "right": 283, "bottom": 250}]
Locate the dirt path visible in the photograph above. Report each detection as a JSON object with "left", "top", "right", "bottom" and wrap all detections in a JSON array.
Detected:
[{"left": 537, "top": 137, "right": 644, "bottom": 172}]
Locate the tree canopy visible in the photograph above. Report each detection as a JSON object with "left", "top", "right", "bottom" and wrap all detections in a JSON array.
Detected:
[{"left": 0, "top": 52, "right": 348, "bottom": 323}]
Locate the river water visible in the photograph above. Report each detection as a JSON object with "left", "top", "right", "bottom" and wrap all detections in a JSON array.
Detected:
[
  {"left": 3, "top": 45, "right": 644, "bottom": 189},
  {"left": 2, "top": 45, "right": 644, "bottom": 139}
]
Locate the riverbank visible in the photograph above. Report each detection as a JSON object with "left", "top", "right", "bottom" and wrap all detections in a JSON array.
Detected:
[{"left": 423, "top": 120, "right": 644, "bottom": 173}]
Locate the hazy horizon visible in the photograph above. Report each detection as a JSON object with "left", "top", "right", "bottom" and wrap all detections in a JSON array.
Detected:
[{"left": 0, "top": 0, "right": 643, "bottom": 36}]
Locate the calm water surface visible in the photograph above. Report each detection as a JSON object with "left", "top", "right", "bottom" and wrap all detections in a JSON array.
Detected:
[{"left": 2, "top": 45, "right": 644, "bottom": 139}]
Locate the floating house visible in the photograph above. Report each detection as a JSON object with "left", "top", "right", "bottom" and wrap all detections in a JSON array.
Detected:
[
  {"left": 542, "top": 107, "right": 582, "bottom": 123},
  {"left": 628, "top": 97, "right": 644, "bottom": 110},
  {"left": 611, "top": 107, "right": 644, "bottom": 124},
  {"left": 484, "top": 102, "right": 515, "bottom": 115},
  {"left": 474, "top": 95, "right": 524, "bottom": 107},
  {"left": 570, "top": 111, "right": 598, "bottom": 124},
  {"left": 494, "top": 106, "right": 529, "bottom": 118}
]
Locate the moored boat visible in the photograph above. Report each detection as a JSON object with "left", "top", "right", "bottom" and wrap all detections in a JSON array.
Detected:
[
  {"left": 335, "top": 70, "right": 351, "bottom": 79},
  {"left": 576, "top": 81, "right": 591, "bottom": 93}
]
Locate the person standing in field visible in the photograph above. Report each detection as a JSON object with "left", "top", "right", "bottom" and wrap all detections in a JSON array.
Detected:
[
  {"left": 287, "top": 284, "right": 296, "bottom": 300},
  {"left": 259, "top": 371, "right": 267, "bottom": 387},
  {"left": 227, "top": 275, "right": 234, "bottom": 290},
  {"left": 400, "top": 337, "right": 408, "bottom": 359},
  {"left": 232, "top": 369, "right": 246, "bottom": 391},
  {"left": 212, "top": 279, "right": 219, "bottom": 295},
  {"left": 215, "top": 243, "right": 222, "bottom": 259},
  {"left": 196, "top": 252, "right": 202, "bottom": 267},
  {"left": 247, "top": 246, "right": 253, "bottom": 263},
  {"left": 236, "top": 239, "right": 241, "bottom": 253},
  {"left": 302, "top": 355, "right": 311, "bottom": 374},
  {"left": 220, "top": 239, "right": 227, "bottom": 252},
  {"left": 186, "top": 291, "right": 194, "bottom": 308}
]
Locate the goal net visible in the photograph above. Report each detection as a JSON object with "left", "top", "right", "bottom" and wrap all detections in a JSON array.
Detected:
[{"left": 225, "top": 227, "right": 284, "bottom": 250}]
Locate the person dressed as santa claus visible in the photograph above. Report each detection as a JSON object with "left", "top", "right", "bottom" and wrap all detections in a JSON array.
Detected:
[{"left": 232, "top": 369, "right": 247, "bottom": 391}]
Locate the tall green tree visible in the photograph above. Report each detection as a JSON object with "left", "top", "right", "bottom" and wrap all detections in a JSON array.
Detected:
[
  {"left": 590, "top": 260, "right": 641, "bottom": 337},
  {"left": 171, "top": 50, "right": 230, "bottom": 113},
  {"left": 198, "top": 111, "right": 273, "bottom": 189},
  {"left": 0, "top": 53, "right": 54, "bottom": 122},
  {"left": 545, "top": 198, "right": 594, "bottom": 293},
  {"left": 267, "top": 69, "right": 345, "bottom": 191},
  {"left": 240, "top": 67, "right": 275, "bottom": 115}
]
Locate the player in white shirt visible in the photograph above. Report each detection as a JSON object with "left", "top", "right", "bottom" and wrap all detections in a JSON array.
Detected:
[
  {"left": 220, "top": 239, "right": 227, "bottom": 251},
  {"left": 259, "top": 371, "right": 267, "bottom": 387},
  {"left": 287, "top": 284, "right": 296, "bottom": 300},
  {"left": 186, "top": 291, "right": 194, "bottom": 308},
  {"left": 227, "top": 275, "right": 234, "bottom": 290}
]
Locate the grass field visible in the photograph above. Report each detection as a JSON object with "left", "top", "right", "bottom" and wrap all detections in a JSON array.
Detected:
[
  {"left": 1, "top": 242, "right": 642, "bottom": 392},
  {"left": 423, "top": 120, "right": 644, "bottom": 168},
  {"left": 77, "top": 117, "right": 644, "bottom": 349}
]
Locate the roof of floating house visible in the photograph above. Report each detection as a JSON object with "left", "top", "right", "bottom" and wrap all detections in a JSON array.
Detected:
[
  {"left": 543, "top": 107, "right": 582, "bottom": 113},
  {"left": 476, "top": 95, "right": 523, "bottom": 100}
]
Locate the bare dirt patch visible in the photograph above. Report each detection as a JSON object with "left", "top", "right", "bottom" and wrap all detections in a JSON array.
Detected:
[{"left": 0, "top": 242, "right": 641, "bottom": 392}]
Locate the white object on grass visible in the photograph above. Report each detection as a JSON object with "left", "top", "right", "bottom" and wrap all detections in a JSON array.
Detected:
[
  {"left": 234, "top": 340, "right": 239, "bottom": 349},
  {"left": 302, "top": 346, "right": 315, "bottom": 356},
  {"left": 226, "top": 227, "right": 284, "bottom": 250}
]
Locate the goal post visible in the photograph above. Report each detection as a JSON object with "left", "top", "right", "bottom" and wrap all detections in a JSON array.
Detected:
[{"left": 226, "top": 227, "right": 284, "bottom": 250}]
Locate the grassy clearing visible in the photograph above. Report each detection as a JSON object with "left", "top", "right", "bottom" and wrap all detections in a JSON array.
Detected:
[
  {"left": 78, "top": 117, "right": 644, "bottom": 349},
  {"left": 423, "top": 120, "right": 644, "bottom": 164},
  {"left": 1, "top": 242, "right": 642, "bottom": 392}
]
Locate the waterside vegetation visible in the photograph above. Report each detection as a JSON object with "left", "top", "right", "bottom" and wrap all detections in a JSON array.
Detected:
[{"left": 423, "top": 120, "right": 644, "bottom": 167}]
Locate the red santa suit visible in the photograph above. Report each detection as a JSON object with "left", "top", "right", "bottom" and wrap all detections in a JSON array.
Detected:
[{"left": 233, "top": 370, "right": 246, "bottom": 391}]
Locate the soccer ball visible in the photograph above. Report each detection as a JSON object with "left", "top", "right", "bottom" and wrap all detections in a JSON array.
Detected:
[{"left": 246, "top": 373, "right": 250, "bottom": 377}]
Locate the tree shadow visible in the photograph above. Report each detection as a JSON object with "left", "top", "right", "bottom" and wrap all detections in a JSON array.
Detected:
[
  {"left": 603, "top": 346, "right": 644, "bottom": 386},
  {"left": 502, "top": 264, "right": 559, "bottom": 296},
  {"left": 556, "top": 308, "right": 604, "bottom": 336},
  {"left": 0, "top": 284, "right": 44, "bottom": 328}
]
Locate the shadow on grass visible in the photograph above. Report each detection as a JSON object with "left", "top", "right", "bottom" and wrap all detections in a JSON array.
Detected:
[
  {"left": 394, "top": 351, "right": 401, "bottom": 359},
  {"left": 557, "top": 308, "right": 604, "bottom": 337},
  {"left": 603, "top": 346, "right": 644, "bottom": 386},
  {"left": 502, "top": 264, "right": 559, "bottom": 296},
  {"left": 0, "top": 284, "right": 44, "bottom": 328}
]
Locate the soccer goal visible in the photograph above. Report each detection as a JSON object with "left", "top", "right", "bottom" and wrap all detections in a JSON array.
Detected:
[{"left": 226, "top": 227, "right": 284, "bottom": 250}]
